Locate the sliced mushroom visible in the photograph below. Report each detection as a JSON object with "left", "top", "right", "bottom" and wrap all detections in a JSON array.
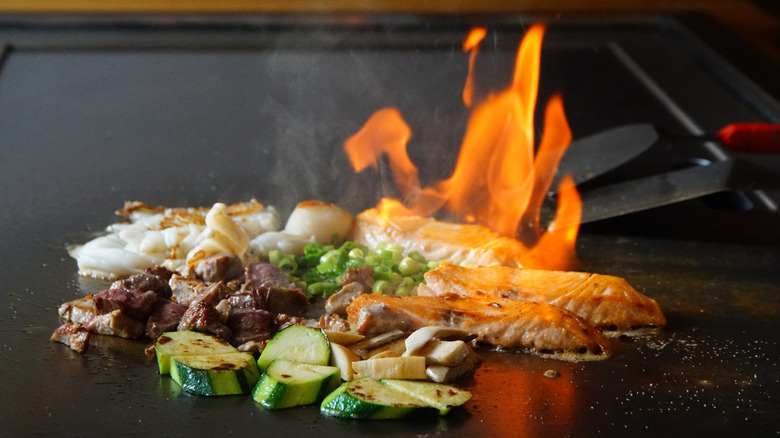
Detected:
[
  {"left": 408, "top": 339, "right": 471, "bottom": 366},
  {"left": 323, "top": 330, "right": 365, "bottom": 346},
  {"left": 352, "top": 356, "right": 427, "bottom": 380},
  {"left": 425, "top": 351, "right": 480, "bottom": 383},
  {"left": 350, "top": 329, "right": 407, "bottom": 359},
  {"left": 330, "top": 343, "right": 361, "bottom": 381},
  {"left": 404, "top": 325, "right": 476, "bottom": 356}
]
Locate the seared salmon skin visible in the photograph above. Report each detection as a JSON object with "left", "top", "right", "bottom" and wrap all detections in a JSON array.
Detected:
[
  {"left": 346, "top": 293, "right": 611, "bottom": 360},
  {"left": 421, "top": 263, "right": 665, "bottom": 330}
]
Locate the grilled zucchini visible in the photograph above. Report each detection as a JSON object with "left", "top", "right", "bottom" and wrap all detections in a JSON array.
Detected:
[
  {"left": 320, "top": 377, "right": 471, "bottom": 419},
  {"left": 320, "top": 377, "right": 429, "bottom": 419},
  {"left": 257, "top": 324, "right": 331, "bottom": 370},
  {"left": 154, "top": 330, "right": 239, "bottom": 375},
  {"left": 252, "top": 359, "right": 341, "bottom": 409},
  {"left": 170, "top": 352, "right": 260, "bottom": 396}
]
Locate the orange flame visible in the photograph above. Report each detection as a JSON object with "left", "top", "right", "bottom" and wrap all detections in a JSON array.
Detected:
[
  {"left": 344, "top": 24, "right": 581, "bottom": 270},
  {"left": 343, "top": 108, "right": 420, "bottom": 197},
  {"left": 462, "top": 27, "right": 487, "bottom": 108}
]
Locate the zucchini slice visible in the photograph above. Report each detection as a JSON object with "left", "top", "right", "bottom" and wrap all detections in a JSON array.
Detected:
[
  {"left": 257, "top": 324, "right": 330, "bottom": 371},
  {"left": 381, "top": 379, "right": 472, "bottom": 415},
  {"left": 252, "top": 359, "right": 341, "bottom": 409},
  {"left": 155, "top": 330, "right": 238, "bottom": 375},
  {"left": 320, "top": 377, "right": 430, "bottom": 420},
  {"left": 170, "top": 352, "right": 260, "bottom": 396}
]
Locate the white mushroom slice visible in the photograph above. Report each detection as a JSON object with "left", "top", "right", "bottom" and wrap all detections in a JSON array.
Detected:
[
  {"left": 283, "top": 200, "right": 354, "bottom": 244},
  {"left": 408, "top": 339, "right": 470, "bottom": 366},
  {"left": 425, "top": 347, "right": 480, "bottom": 383},
  {"left": 350, "top": 329, "right": 407, "bottom": 359},
  {"left": 352, "top": 356, "right": 427, "bottom": 380},
  {"left": 362, "top": 339, "right": 407, "bottom": 359},
  {"left": 368, "top": 350, "right": 400, "bottom": 359},
  {"left": 323, "top": 330, "right": 365, "bottom": 346},
  {"left": 330, "top": 343, "right": 361, "bottom": 381},
  {"left": 404, "top": 325, "right": 476, "bottom": 356}
]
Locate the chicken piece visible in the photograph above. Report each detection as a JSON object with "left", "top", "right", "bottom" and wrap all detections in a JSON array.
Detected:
[
  {"left": 60, "top": 294, "right": 148, "bottom": 339},
  {"left": 83, "top": 310, "right": 146, "bottom": 339},
  {"left": 194, "top": 252, "right": 243, "bottom": 282},
  {"left": 50, "top": 323, "right": 90, "bottom": 353},
  {"left": 421, "top": 263, "right": 665, "bottom": 330},
  {"left": 346, "top": 294, "right": 610, "bottom": 360},
  {"left": 58, "top": 295, "right": 97, "bottom": 325},
  {"left": 348, "top": 208, "right": 529, "bottom": 268},
  {"left": 325, "top": 282, "right": 368, "bottom": 317},
  {"left": 353, "top": 304, "right": 414, "bottom": 338}
]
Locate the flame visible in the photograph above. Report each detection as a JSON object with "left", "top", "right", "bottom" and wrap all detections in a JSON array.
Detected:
[
  {"left": 462, "top": 27, "right": 487, "bottom": 108},
  {"left": 344, "top": 24, "right": 581, "bottom": 270},
  {"left": 343, "top": 108, "right": 420, "bottom": 197}
]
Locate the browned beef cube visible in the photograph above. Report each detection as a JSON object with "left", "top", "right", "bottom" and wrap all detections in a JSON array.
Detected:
[
  {"left": 226, "top": 308, "right": 274, "bottom": 345},
  {"left": 93, "top": 288, "right": 158, "bottom": 320},
  {"left": 194, "top": 282, "right": 231, "bottom": 307},
  {"left": 195, "top": 252, "right": 244, "bottom": 282},
  {"left": 236, "top": 281, "right": 309, "bottom": 316},
  {"left": 245, "top": 263, "right": 297, "bottom": 289},
  {"left": 325, "top": 282, "right": 367, "bottom": 317},
  {"left": 263, "top": 286, "right": 309, "bottom": 316},
  {"left": 145, "top": 266, "right": 176, "bottom": 283},
  {"left": 177, "top": 301, "right": 231, "bottom": 340},
  {"left": 111, "top": 272, "right": 173, "bottom": 299},
  {"left": 145, "top": 299, "right": 188, "bottom": 339},
  {"left": 340, "top": 267, "right": 374, "bottom": 289}
]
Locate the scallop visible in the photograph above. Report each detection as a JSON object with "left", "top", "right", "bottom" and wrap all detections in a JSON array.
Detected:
[{"left": 283, "top": 201, "right": 354, "bottom": 244}]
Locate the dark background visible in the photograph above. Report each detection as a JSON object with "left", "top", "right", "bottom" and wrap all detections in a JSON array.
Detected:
[{"left": 0, "top": 14, "right": 778, "bottom": 437}]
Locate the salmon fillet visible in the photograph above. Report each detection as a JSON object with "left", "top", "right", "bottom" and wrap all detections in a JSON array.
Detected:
[
  {"left": 346, "top": 293, "right": 611, "bottom": 360},
  {"left": 348, "top": 208, "right": 528, "bottom": 268},
  {"left": 421, "top": 263, "right": 666, "bottom": 330}
]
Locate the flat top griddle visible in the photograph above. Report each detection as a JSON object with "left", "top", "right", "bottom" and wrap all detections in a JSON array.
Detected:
[{"left": 1, "top": 14, "right": 778, "bottom": 437}]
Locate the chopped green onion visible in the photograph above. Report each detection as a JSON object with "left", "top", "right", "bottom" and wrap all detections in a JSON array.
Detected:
[
  {"left": 398, "top": 257, "right": 421, "bottom": 276},
  {"left": 269, "top": 239, "right": 442, "bottom": 298},
  {"left": 373, "top": 280, "right": 393, "bottom": 294}
]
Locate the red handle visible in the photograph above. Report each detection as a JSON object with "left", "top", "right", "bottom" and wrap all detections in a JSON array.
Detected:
[{"left": 717, "top": 123, "right": 780, "bottom": 153}]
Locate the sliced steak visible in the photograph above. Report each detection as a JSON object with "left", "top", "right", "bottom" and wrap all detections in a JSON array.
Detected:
[
  {"left": 145, "top": 299, "right": 188, "bottom": 339},
  {"left": 93, "top": 288, "right": 158, "bottom": 320},
  {"left": 195, "top": 252, "right": 244, "bottom": 283},
  {"left": 226, "top": 308, "right": 275, "bottom": 345},
  {"left": 50, "top": 323, "right": 90, "bottom": 353}
]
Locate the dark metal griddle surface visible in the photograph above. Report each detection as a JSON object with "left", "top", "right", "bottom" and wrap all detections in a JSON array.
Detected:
[{"left": 1, "top": 14, "right": 778, "bottom": 437}]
